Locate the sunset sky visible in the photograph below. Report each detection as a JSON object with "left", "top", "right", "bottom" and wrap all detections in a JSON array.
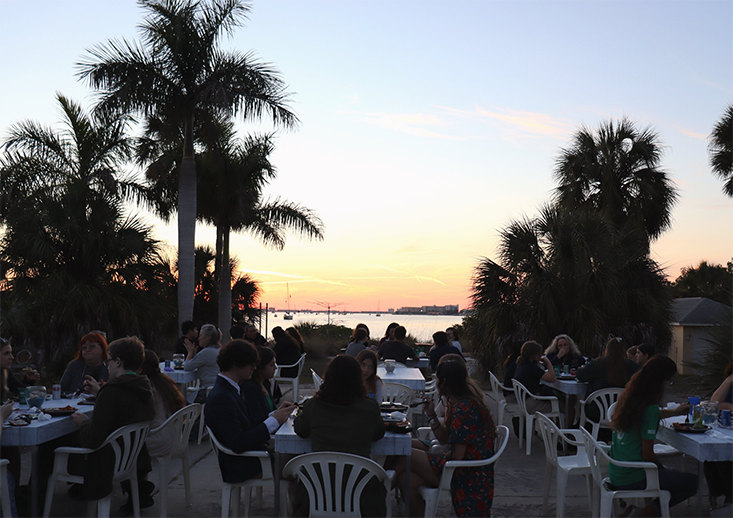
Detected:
[{"left": 1, "top": 0, "right": 731, "bottom": 312}]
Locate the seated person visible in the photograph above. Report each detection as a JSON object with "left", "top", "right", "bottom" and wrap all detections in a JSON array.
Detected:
[
  {"left": 634, "top": 343, "right": 655, "bottom": 366},
  {"left": 184, "top": 324, "right": 221, "bottom": 400},
  {"left": 544, "top": 334, "right": 585, "bottom": 370},
  {"left": 240, "top": 346, "right": 278, "bottom": 424},
  {"left": 378, "top": 326, "right": 417, "bottom": 365},
  {"left": 429, "top": 331, "right": 463, "bottom": 371},
  {"left": 272, "top": 327, "right": 302, "bottom": 377},
  {"left": 245, "top": 325, "right": 267, "bottom": 347},
  {"left": 70, "top": 336, "right": 156, "bottom": 505},
  {"left": 141, "top": 350, "right": 186, "bottom": 459},
  {"left": 174, "top": 320, "right": 198, "bottom": 356},
  {"left": 59, "top": 332, "right": 110, "bottom": 395},
  {"left": 205, "top": 340, "right": 294, "bottom": 484},
  {"left": 512, "top": 340, "right": 556, "bottom": 414},
  {"left": 345, "top": 327, "right": 370, "bottom": 357},
  {"left": 356, "top": 349, "right": 383, "bottom": 403},
  {"left": 293, "top": 355, "right": 386, "bottom": 517},
  {"left": 706, "top": 356, "right": 733, "bottom": 508}
]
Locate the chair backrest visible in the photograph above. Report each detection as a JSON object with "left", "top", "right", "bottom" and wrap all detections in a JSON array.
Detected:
[
  {"left": 102, "top": 422, "right": 151, "bottom": 482},
  {"left": 422, "top": 378, "right": 438, "bottom": 405},
  {"left": 282, "top": 452, "right": 389, "bottom": 517},
  {"left": 535, "top": 412, "right": 562, "bottom": 465},
  {"left": 437, "top": 425, "right": 510, "bottom": 492},
  {"left": 580, "top": 388, "right": 623, "bottom": 438},
  {"left": 152, "top": 403, "right": 201, "bottom": 459},
  {"left": 311, "top": 369, "right": 323, "bottom": 390},
  {"left": 382, "top": 382, "right": 415, "bottom": 406},
  {"left": 608, "top": 402, "right": 617, "bottom": 420},
  {"left": 295, "top": 353, "right": 307, "bottom": 377},
  {"left": 488, "top": 371, "right": 509, "bottom": 404},
  {"left": 206, "top": 426, "right": 273, "bottom": 480},
  {"left": 580, "top": 427, "right": 607, "bottom": 486},
  {"left": 511, "top": 379, "right": 531, "bottom": 416}
]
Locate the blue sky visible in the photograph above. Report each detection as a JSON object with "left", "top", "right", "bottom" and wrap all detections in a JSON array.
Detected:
[{"left": 1, "top": 0, "right": 731, "bottom": 311}]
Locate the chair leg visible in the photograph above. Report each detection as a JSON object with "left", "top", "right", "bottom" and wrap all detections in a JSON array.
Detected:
[
  {"left": 42, "top": 474, "right": 57, "bottom": 518},
  {"left": 518, "top": 416, "right": 525, "bottom": 448},
  {"left": 231, "top": 486, "right": 241, "bottom": 518},
  {"left": 198, "top": 404, "right": 207, "bottom": 445},
  {"left": 584, "top": 475, "right": 594, "bottom": 515},
  {"left": 556, "top": 469, "right": 568, "bottom": 518},
  {"left": 130, "top": 472, "right": 141, "bottom": 518},
  {"left": 525, "top": 416, "right": 534, "bottom": 455},
  {"left": 542, "top": 461, "right": 553, "bottom": 516},
  {"left": 498, "top": 401, "right": 506, "bottom": 426},
  {"left": 243, "top": 487, "right": 252, "bottom": 516},
  {"left": 660, "top": 490, "right": 671, "bottom": 518},
  {"left": 599, "top": 493, "right": 613, "bottom": 518},
  {"left": 97, "top": 495, "right": 112, "bottom": 518},
  {"left": 182, "top": 453, "right": 192, "bottom": 506},
  {"left": 279, "top": 480, "right": 290, "bottom": 518},
  {"left": 159, "top": 457, "right": 170, "bottom": 518},
  {"left": 222, "top": 484, "right": 232, "bottom": 518}
]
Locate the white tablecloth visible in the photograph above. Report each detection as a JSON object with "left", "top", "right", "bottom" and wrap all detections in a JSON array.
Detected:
[
  {"left": 657, "top": 415, "right": 733, "bottom": 462},
  {"left": 376, "top": 366, "right": 426, "bottom": 391}
]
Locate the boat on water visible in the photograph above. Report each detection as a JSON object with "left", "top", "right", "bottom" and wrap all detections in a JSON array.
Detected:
[{"left": 284, "top": 283, "right": 294, "bottom": 320}]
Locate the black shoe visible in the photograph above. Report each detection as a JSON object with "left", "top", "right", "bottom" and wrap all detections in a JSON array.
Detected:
[{"left": 512, "top": 417, "right": 520, "bottom": 438}]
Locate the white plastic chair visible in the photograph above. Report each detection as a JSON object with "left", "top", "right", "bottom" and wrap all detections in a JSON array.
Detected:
[
  {"left": 581, "top": 427, "right": 671, "bottom": 518},
  {"left": 579, "top": 388, "right": 623, "bottom": 439},
  {"left": 311, "top": 368, "right": 323, "bottom": 391},
  {"left": 274, "top": 353, "right": 307, "bottom": 401},
  {"left": 488, "top": 371, "right": 521, "bottom": 429},
  {"left": 195, "top": 386, "right": 214, "bottom": 445},
  {"left": 43, "top": 421, "right": 150, "bottom": 518},
  {"left": 535, "top": 412, "right": 593, "bottom": 517},
  {"left": 207, "top": 426, "right": 274, "bottom": 518},
  {"left": 512, "top": 379, "right": 564, "bottom": 455},
  {"left": 607, "top": 402, "right": 679, "bottom": 458},
  {"left": 282, "top": 451, "right": 392, "bottom": 517},
  {"left": 382, "top": 382, "right": 416, "bottom": 421},
  {"left": 149, "top": 403, "right": 202, "bottom": 518},
  {"left": 0, "top": 458, "right": 12, "bottom": 518},
  {"left": 418, "top": 425, "right": 510, "bottom": 518}
]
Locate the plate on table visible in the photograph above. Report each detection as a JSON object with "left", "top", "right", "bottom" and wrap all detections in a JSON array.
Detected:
[
  {"left": 8, "top": 416, "right": 32, "bottom": 426},
  {"left": 380, "top": 402, "right": 408, "bottom": 413},
  {"left": 385, "top": 419, "right": 412, "bottom": 434},
  {"left": 557, "top": 375, "right": 576, "bottom": 381},
  {"left": 672, "top": 422, "right": 711, "bottom": 433},
  {"left": 44, "top": 406, "right": 78, "bottom": 417},
  {"left": 78, "top": 397, "right": 96, "bottom": 405}
]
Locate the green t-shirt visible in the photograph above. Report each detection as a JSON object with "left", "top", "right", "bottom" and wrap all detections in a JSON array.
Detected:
[{"left": 608, "top": 404, "right": 660, "bottom": 486}]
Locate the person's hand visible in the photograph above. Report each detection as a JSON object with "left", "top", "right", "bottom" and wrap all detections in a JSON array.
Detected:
[
  {"left": 675, "top": 403, "right": 691, "bottom": 416},
  {"left": 541, "top": 355, "right": 552, "bottom": 366},
  {"left": 184, "top": 338, "right": 197, "bottom": 358},
  {"left": 422, "top": 397, "right": 436, "bottom": 418},
  {"left": 1, "top": 400, "right": 14, "bottom": 421},
  {"left": 71, "top": 412, "right": 90, "bottom": 428},
  {"left": 23, "top": 368, "right": 41, "bottom": 381},
  {"left": 273, "top": 402, "right": 296, "bottom": 424},
  {"left": 556, "top": 348, "right": 567, "bottom": 359},
  {"left": 83, "top": 375, "right": 100, "bottom": 396}
]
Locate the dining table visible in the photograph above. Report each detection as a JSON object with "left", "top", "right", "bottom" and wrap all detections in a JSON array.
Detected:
[
  {"left": 377, "top": 365, "right": 426, "bottom": 391},
  {"left": 274, "top": 416, "right": 413, "bottom": 516},
  {"left": 541, "top": 377, "right": 589, "bottom": 420},
  {"left": 657, "top": 415, "right": 733, "bottom": 513},
  {"left": 159, "top": 361, "right": 197, "bottom": 394},
  {"left": 1, "top": 396, "right": 95, "bottom": 517}
]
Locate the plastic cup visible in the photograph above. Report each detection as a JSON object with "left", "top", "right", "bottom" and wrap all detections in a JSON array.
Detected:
[{"left": 688, "top": 396, "right": 700, "bottom": 415}]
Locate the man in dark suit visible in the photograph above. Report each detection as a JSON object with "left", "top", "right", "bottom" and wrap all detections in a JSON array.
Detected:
[
  {"left": 204, "top": 339, "right": 295, "bottom": 483},
  {"left": 378, "top": 325, "right": 417, "bottom": 365}
]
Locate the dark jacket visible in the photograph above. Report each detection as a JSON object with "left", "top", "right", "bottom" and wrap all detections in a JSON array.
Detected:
[
  {"left": 205, "top": 376, "right": 271, "bottom": 483},
  {"left": 77, "top": 373, "right": 155, "bottom": 500},
  {"left": 378, "top": 341, "right": 417, "bottom": 365},
  {"left": 59, "top": 359, "right": 110, "bottom": 395},
  {"left": 274, "top": 340, "right": 302, "bottom": 377},
  {"left": 429, "top": 344, "right": 463, "bottom": 371},
  {"left": 575, "top": 357, "right": 639, "bottom": 396},
  {"left": 240, "top": 379, "right": 273, "bottom": 425},
  {"left": 547, "top": 352, "right": 586, "bottom": 370}
]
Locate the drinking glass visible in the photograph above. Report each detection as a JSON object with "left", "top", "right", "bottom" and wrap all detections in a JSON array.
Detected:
[{"left": 27, "top": 386, "right": 47, "bottom": 410}]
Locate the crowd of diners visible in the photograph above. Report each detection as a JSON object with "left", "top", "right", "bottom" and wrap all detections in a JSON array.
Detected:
[{"left": 0, "top": 323, "right": 731, "bottom": 518}]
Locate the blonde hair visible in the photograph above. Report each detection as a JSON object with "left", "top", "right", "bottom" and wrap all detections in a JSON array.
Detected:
[{"left": 545, "top": 334, "right": 581, "bottom": 357}]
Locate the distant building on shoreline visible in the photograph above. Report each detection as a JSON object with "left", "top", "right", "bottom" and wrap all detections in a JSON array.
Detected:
[{"left": 394, "top": 304, "right": 459, "bottom": 315}]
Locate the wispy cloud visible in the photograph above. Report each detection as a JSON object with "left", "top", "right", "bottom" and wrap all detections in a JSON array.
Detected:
[
  {"left": 676, "top": 125, "right": 707, "bottom": 140},
  {"left": 439, "top": 105, "right": 574, "bottom": 140},
  {"left": 373, "top": 264, "right": 447, "bottom": 286},
  {"left": 338, "top": 110, "right": 465, "bottom": 140}
]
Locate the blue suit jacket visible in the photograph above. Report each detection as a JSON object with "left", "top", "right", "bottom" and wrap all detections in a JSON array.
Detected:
[{"left": 205, "top": 376, "right": 271, "bottom": 483}]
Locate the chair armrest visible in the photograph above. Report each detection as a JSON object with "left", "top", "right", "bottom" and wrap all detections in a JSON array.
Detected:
[
  {"left": 54, "top": 446, "right": 95, "bottom": 455},
  {"left": 558, "top": 429, "right": 585, "bottom": 447},
  {"left": 531, "top": 395, "right": 559, "bottom": 402},
  {"left": 416, "top": 427, "right": 435, "bottom": 442}
]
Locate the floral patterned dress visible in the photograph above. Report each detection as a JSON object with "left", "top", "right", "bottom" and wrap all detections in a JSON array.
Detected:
[{"left": 427, "top": 398, "right": 496, "bottom": 517}]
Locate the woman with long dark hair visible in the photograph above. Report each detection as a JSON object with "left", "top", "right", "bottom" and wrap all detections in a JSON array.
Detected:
[
  {"left": 393, "top": 359, "right": 497, "bottom": 517},
  {"left": 378, "top": 322, "right": 400, "bottom": 349},
  {"left": 60, "top": 332, "right": 110, "bottom": 394},
  {"left": 576, "top": 337, "right": 639, "bottom": 396},
  {"left": 272, "top": 326, "right": 301, "bottom": 377},
  {"left": 141, "top": 350, "right": 186, "bottom": 458},
  {"left": 609, "top": 355, "right": 696, "bottom": 516},
  {"left": 285, "top": 327, "right": 305, "bottom": 355},
  {"left": 705, "top": 356, "right": 733, "bottom": 508},
  {"left": 293, "top": 355, "right": 386, "bottom": 516},
  {"left": 356, "top": 349, "right": 383, "bottom": 403},
  {"left": 241, "top": 346, "right": 278, "bottom": 423}
]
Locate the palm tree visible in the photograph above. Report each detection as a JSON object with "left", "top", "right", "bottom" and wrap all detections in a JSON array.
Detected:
[
  {"left": 465, "top": 204, "right": 672, "bottom": 370},
  {"left": 553, "top": 118, "right": 678, "bottom": 244},
  {"left": 78, "top": 0, "right": 298, "bottom": 329},
  {"left": 196, "top": 128, "right": 324, "bottom": 340},
  {"left": 0, "top": 95, "right": 171, "bottom": 369},
  {"left": 709, "top": 104, "right": 733, "bottom": 197}
]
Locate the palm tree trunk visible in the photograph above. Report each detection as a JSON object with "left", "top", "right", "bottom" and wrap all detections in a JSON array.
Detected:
[
  {"left": 218, "top": 225, "right": 232, "bottom": 342},
  {"left": 177, "top": 117, "right": 197, "bottom": 329}
]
